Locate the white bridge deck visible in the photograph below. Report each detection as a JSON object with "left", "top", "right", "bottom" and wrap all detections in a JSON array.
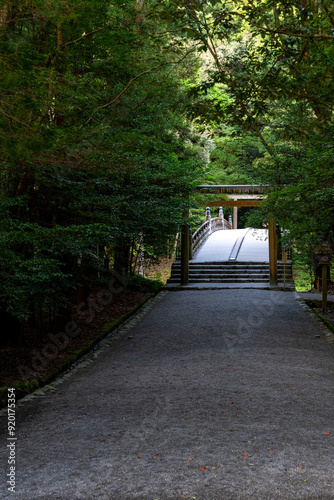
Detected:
[{"left": 192, "top": 228, "right": 269, "bottom": 262}]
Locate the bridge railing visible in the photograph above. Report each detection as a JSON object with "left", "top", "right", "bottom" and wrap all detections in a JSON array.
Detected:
[{"left": 192, "top": 217, "right": 231, "bottom": 256}]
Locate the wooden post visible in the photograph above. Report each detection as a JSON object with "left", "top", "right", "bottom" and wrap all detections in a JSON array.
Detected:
[
  {"left": 233, "top": 206, "right": 238, "bottom": 229},
  {"left": 269, "top": 218, "right": 278, "bottom": 285},
  {"left": 322, "top": 264, "right": 328, "bottom": 313},
  {"left": 189, "top": 228, "right": 193, "bottom": 261},
  {"left": 181, "top": 197, "right": 189, "bottom": 286}
]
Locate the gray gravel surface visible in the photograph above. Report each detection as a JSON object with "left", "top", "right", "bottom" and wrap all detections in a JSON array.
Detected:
[{"left": 1, "top": 290, "right": 334, "bottom": 500}]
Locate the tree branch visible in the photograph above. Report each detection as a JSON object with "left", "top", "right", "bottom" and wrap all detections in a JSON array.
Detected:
[
  {"left": 0, "top": 107, "right": 35, "bottom": 132},
  {"left": 84, "top": 52, "right": 196, "bottom": 125},
  {"left": 0, "top": 16, "right": 46, "bottom": 25},
  {"left": 224, "top": 9, "right": 334, "bottom": 39},
  {"left": 253, "top": 25, "right": 334, "bottom": 40},
  {"left": 251, "top": 122, "right": 274, "bottom": 156},
  {"left": 64, "top": 25, "right": 110, "bottom": 47}
]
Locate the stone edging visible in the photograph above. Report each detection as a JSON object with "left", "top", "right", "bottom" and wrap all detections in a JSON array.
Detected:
[
  {"left": 0, "top": 291, "right": 168, "bottom": 418},
  {"left": 295, "top": 292, "right": 334, "bottom": 344}
]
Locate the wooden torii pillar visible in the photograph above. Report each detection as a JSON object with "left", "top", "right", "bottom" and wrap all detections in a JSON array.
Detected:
[
  {"left": 233, "top": 206, "right": 238, "bottom": 229},
  {"left": 180, "top": 197, "right": 190, "bottom": 286}
]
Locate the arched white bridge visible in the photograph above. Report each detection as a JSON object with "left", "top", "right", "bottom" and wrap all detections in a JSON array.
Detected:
[
  {"left": 168, "top": 184, "right": 293, "bottom": 288},
  {"left": 193, "top": 227, "right": 269, "bottom": 263},
  {"left": 168, "top": 224, "right": 292, "bottom": 288}
]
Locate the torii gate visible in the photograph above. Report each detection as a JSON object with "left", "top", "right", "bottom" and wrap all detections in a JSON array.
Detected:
[{"left": 180, "top": 185, "right": 278, "bottom": 286}]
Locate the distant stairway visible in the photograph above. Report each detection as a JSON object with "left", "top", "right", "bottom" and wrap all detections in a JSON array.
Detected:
[{"left": 167, "top": 261, "right": 294, "bottom": 286}]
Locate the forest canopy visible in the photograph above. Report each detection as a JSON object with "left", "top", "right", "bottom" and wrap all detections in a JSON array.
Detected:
[{"left": 1, "top": 0, "right": 334, "bottom": 335}]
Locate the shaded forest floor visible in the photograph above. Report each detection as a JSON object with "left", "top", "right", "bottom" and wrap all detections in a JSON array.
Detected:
[
  {"left": 0, "top": 289, "right": 153, "bottom": 390},
  {"left": 0, "top": 261, "right": 172, "bottom": 402}
]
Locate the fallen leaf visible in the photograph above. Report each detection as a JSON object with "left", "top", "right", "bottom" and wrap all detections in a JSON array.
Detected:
[
  {"left": 137, "top": 456, "right": 141, "bottom": 459},
  {"left": 325, "top": 432, "right": 331, "bottom": 435},
  {"left": 188, "top": 458, "right": 192, "bottom": 460},
  {"left": 181, "top": 418, "right": 185, "bottom": 421},
  {"left": 297, "top": 466, "right": 302, "bottom": 469},
  {"left": 201, "top": 466, "right": 205, "bottom": 470},
  {"left": 153, "top": 453, "right": 157, "bottom": 456},
  {"left": 243, "top": 454, "right": 248, "bottom": 457},
  {"left": 229, "top": 429, "right": 234, "bottom": 432},
  {"left": 269, "top": 447, "right": 274, "bottom": 450},
  {"left": 212, "top": 467, "right": 216, "bottom": 469}
]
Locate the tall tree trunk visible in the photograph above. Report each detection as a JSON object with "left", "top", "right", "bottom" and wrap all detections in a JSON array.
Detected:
[
  {"left": 135, "top": 0, "right": 145, "bottom": 31},
  {"left": 0, "top": 4, "right": 9, "bottom": 27},
  {"left": 114, "top": 237, "right": 131, "bottom": 276}
]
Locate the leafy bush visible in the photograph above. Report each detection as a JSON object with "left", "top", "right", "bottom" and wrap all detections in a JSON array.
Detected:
[{"left": 128, "top": 274, "right": 164, "bottom": 293}]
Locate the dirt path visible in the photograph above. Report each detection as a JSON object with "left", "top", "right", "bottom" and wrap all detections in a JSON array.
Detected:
[{"left": 1, "top": 290, "right": 334, "bottom": 499}]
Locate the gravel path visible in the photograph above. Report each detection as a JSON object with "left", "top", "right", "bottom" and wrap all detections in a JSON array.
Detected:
[{"left": 1, "top": 290, "right": 334, "bottom": 500}]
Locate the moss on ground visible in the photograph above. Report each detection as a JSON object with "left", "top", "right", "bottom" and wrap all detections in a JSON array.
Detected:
[{"left": 0, "top": 284, "right": 159, "bottom": 409}]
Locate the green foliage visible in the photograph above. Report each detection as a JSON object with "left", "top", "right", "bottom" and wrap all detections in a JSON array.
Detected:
[
  {"left": 3, "top": 0, "right": 334, "bottom": 334},
  {"left": 0, "top": 0, "right": 207, "bottom": 332},
  {"left": 207, "top": 125, "right": 264, "bottom": 184},
  {"left": 248, "top": 130, "right": 334, "bottom": 245},
  {"left": 128, "top": 274, "right": 164, "bottom": 293},
  {"left": 156, "top": 0, "right": 334, "bottom": 254}
]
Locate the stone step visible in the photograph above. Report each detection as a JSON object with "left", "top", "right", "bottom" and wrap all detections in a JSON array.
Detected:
[
  {"left": 167, "top": 278, "right": 272, "bottom": 283},
  {"left": 171, "top": 266, "right": 269, "bottom": 271},
  {"left": 172, "top": 264, "right": 291, "bottom": 270},
  {"left": 168, "top": 261, "right": 293, "bottom": 285},
  {"left": 173, "top": 263, "right": 270, "bottom": 267},
  {"left": 168, "top": 279, "right": 295, "bottom": 284},
  {"left": 173, "top": 260, "right": 291, "bottom": 266},
  {"left": 171, "top": 274, "right": 292, "bottom": 280},
  {"left": 170, "top": 268, "right": 292, "bottom": 275},
  {"left": 170, "top": 267, "right": 292, "bottom": 274},
  {"left": 170, "top": 275, "right": 292, "bottom": 281}
]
